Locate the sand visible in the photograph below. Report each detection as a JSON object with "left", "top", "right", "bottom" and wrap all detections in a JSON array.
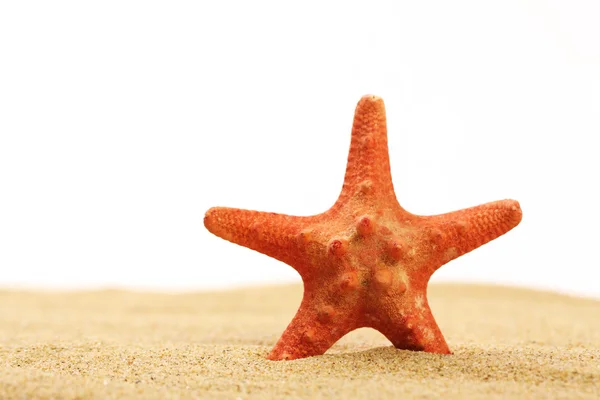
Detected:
[{"left": 0, "top": 283, "right": 599, "bottom": 399}]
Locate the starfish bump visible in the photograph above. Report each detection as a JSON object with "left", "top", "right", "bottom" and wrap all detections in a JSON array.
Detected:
[{"left": 204, "top": 95, "right": 522, "bottom": 361}]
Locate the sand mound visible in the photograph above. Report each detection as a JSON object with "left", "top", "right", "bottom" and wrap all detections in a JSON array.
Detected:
[{"left": 1, "top": 284, "right": 599, "bottom": 399}]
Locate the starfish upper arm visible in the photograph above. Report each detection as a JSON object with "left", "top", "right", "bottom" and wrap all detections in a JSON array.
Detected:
[
  {"left": 335, "top": 96, "right": 397, "bottom": 207},
  {"left": 204, "top": 207, "right": 317, "bottom": 274},
  {"left": 424, "top": 199, "right": 522, "bottom": 270}
]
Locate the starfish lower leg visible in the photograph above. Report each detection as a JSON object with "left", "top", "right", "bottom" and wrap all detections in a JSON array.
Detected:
[
  {"left": 377, "top": 310, "right": 451, "bottom": 354},
  {"left": 267, "top": 302, "right": 353, "bottom": 360}
]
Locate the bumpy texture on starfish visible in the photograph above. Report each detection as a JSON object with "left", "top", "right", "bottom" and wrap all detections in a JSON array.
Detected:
[{"left": 204, "top": 95, "right": 522, "bottom": 361}]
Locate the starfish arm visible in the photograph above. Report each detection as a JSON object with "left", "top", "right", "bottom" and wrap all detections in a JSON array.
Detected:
[
  {"left": 424, "top": 199, "right": 522, "bottom": 270},
  {"left": 335, "top": 95, "right": 397, "bottom": 207},
  {"left": 204, "top": 207, "right": 314, "bottom": 274},
  {"left": 267, "top": 297, "right": 353, "bottom": 360},
  {"left": 372, "top": 295, "right": 451, "bottom": 354}
]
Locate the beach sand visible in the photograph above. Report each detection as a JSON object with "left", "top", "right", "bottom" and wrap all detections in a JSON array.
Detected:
[{"left": 0, "top": 283, "right": 599, "bottom": 399}]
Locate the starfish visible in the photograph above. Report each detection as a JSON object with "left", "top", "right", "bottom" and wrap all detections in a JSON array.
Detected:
[{"left": 204, "top": 95, "right": 522, "bottom": 361}]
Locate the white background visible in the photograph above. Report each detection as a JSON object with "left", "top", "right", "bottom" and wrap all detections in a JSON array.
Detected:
[{"left": 1, "top": 1, "right": 599, "bottom": 298}]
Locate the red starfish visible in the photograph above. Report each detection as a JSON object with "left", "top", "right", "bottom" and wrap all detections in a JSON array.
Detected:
[{"left": 204, "top": 95, "right": 522, "bottom": 361}]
